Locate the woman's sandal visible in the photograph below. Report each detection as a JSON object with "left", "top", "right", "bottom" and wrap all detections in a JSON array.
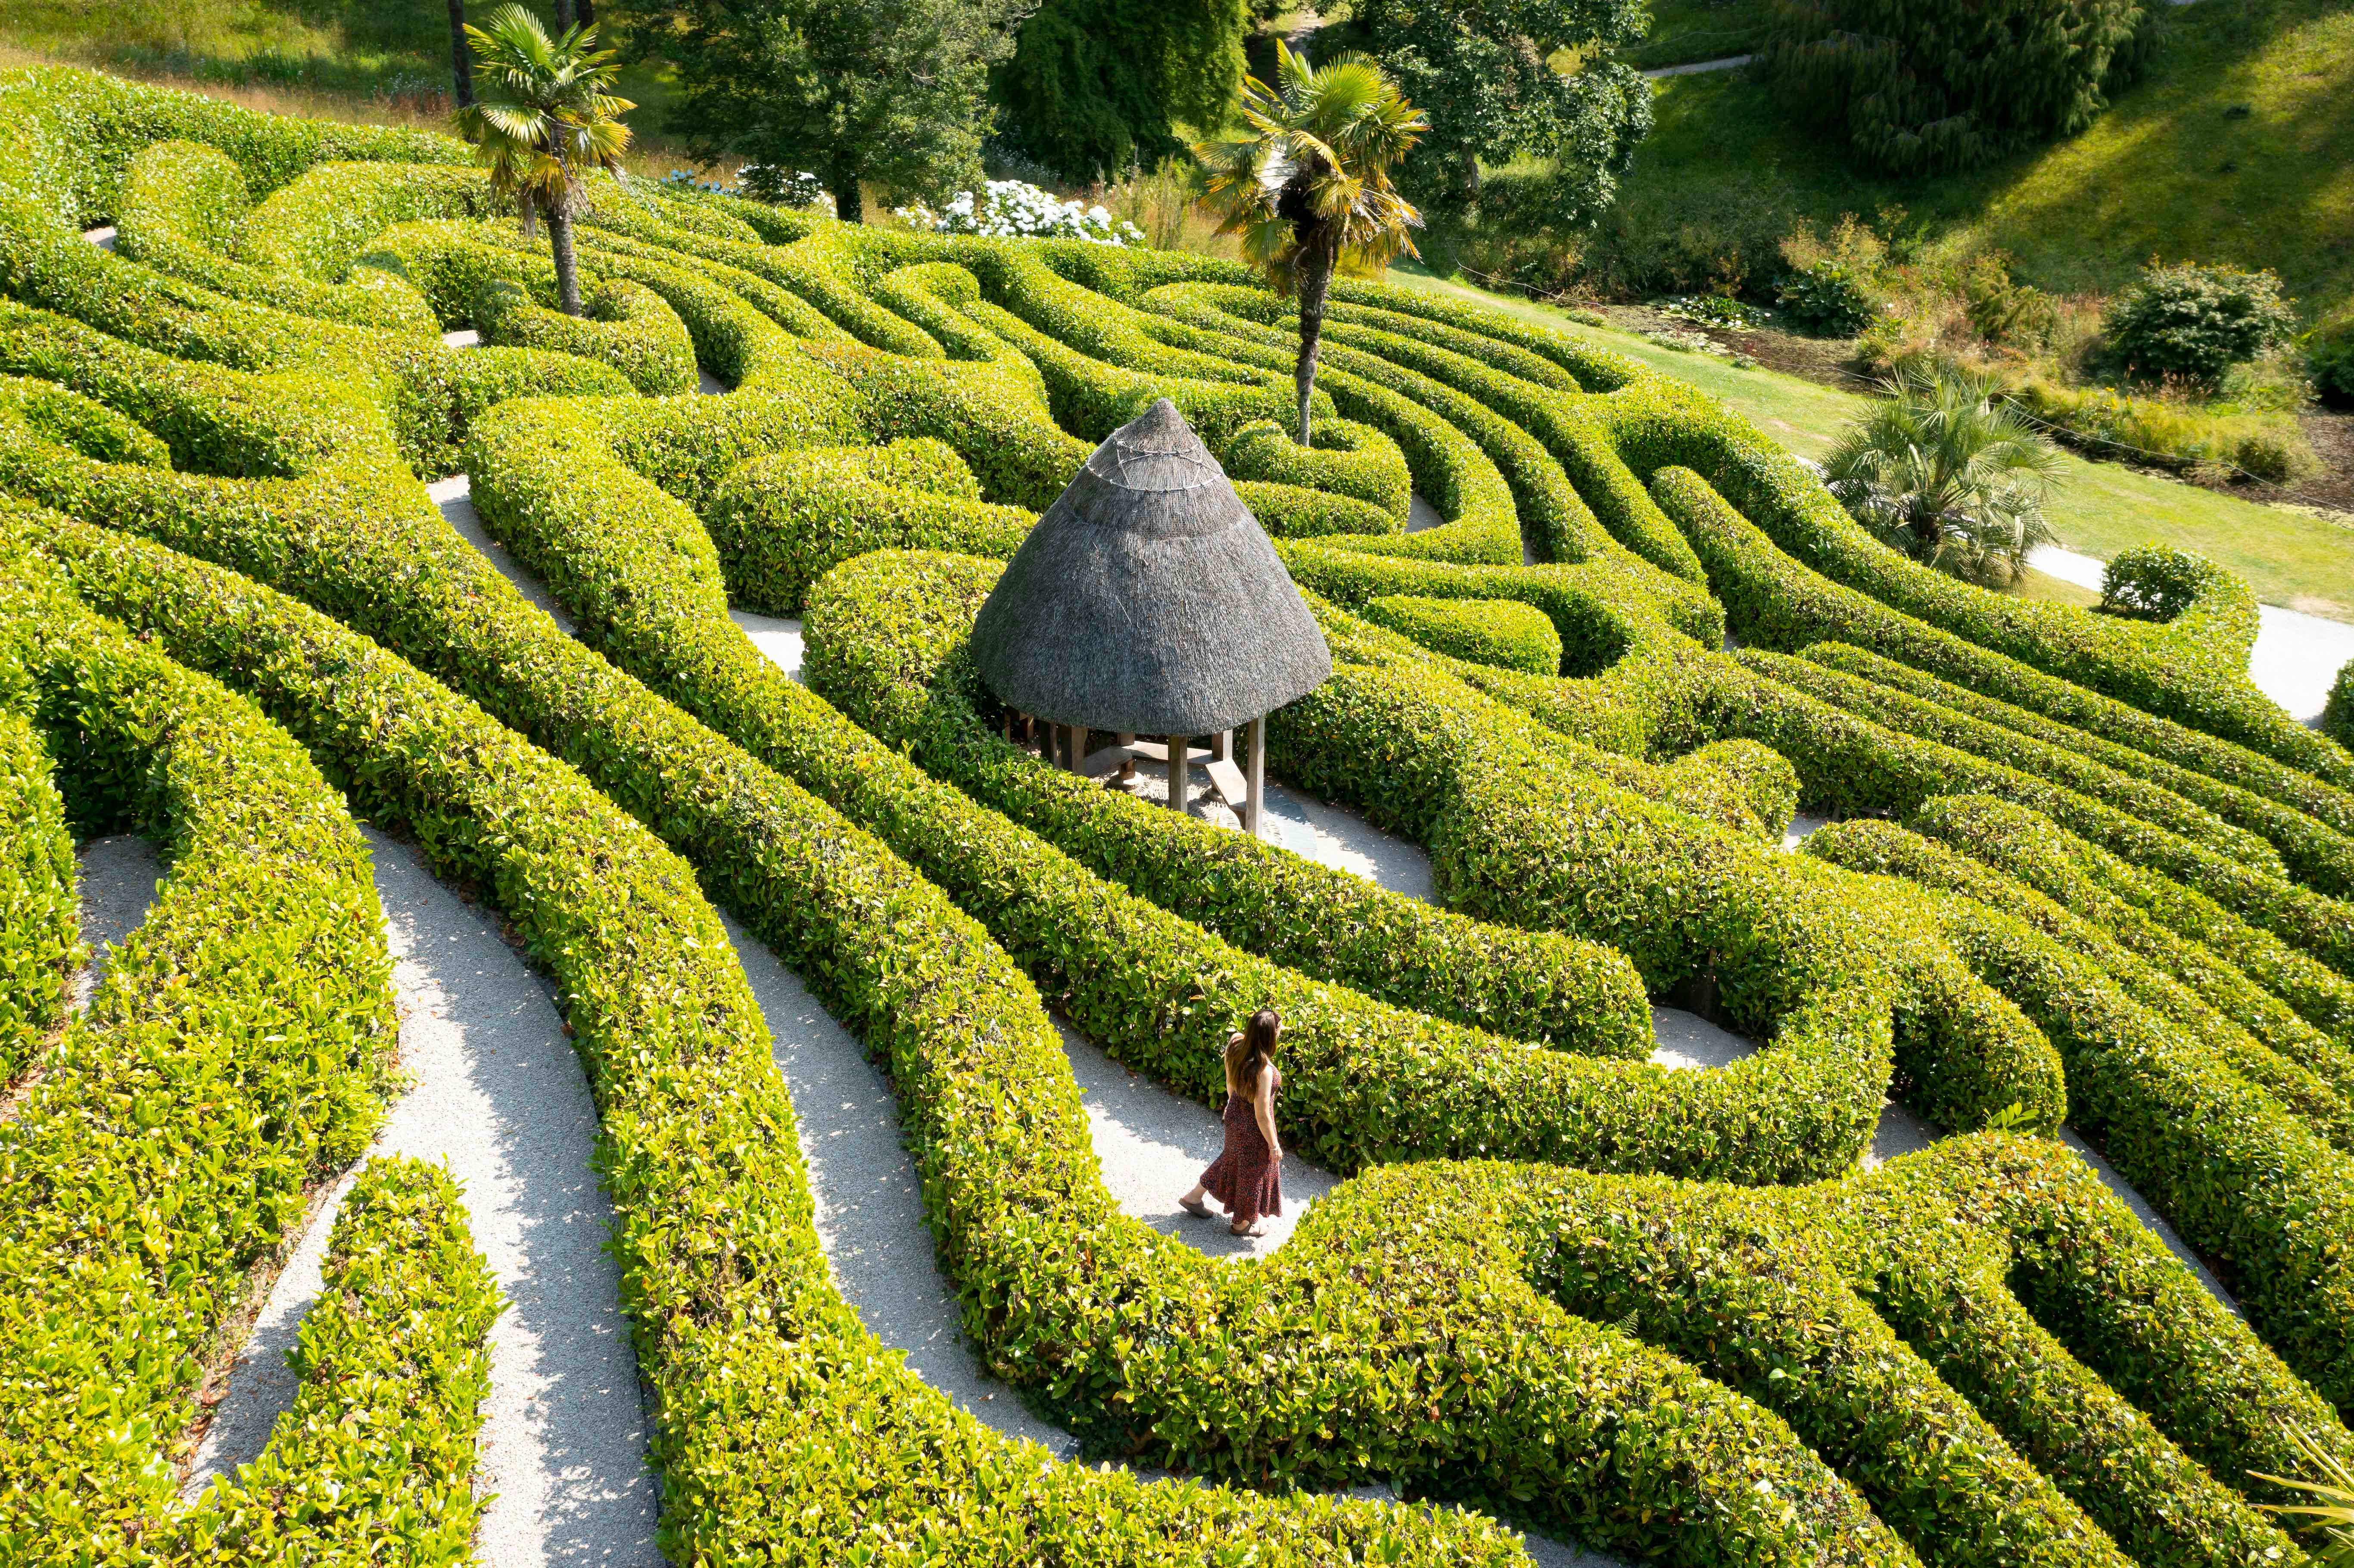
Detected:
[
  {"left": 1179, "top": 1196, "right": 1213, "bottom": 1219},
  {"left": 1229, "top": 1220, "right": 1265, "bottom": 1238}
]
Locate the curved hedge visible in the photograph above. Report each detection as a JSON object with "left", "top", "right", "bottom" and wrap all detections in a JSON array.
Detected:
[
  {"left": 1223, "top": 416, "right": 1414, "bottom": 521},
  {"left": 0, "top": 540, "right": 396, "bottom": 1552},
  {"left": 1365, "top": 593, "right": 1566, "bottom": 675},
  {"left": 0, "top": 701, "right": 76, "bottom": 1082}
]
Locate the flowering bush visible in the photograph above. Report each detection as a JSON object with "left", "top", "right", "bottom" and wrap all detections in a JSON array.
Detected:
[
  {"left": 660, "top": 166, "right": 831, "bottom": 211},
  {"left": 897, "top": 180, "right": 1143, "bottom": 245}
]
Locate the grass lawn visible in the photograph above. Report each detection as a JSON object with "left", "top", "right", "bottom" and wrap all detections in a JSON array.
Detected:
[
  {"left": 1394, "top": 270, "right": 2354, "bottom": 622},
  {"left": 1631, "top": 0, "right": 2354, "bottom": 316},
  {"left": 1626, "top": 0, "right": 1775, "bottom": 69}
]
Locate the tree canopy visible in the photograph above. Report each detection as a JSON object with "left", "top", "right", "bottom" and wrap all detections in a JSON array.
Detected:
[
  {"left": 991, "top": 0, "right": 1250, "bottom": 182},
  {"left": 1349, "top": 0, "right": 1653, "bottom": 227},
  {"left": 609, "top": 0, "right": 1028, "bottom": 221}
]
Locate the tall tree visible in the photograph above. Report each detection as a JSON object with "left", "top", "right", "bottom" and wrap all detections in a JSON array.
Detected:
[
  {"left": 1821, "top": 364, "right": 2064, "bottom": 588},
  {"left": 992, "top": 0, "right": 1249, "bottom": 183},
  {"left": 1352, "top": 0, "right": 1652, "bottom": 227},
  {"left": 609, "top": 0, "right": 1031, "bottom": 223},
  {"left": 1199, "top": 44, "right": 1426, "bottom": 447},
  {"left": 456, "top": 4, "right": 635, "bottom": 316}
]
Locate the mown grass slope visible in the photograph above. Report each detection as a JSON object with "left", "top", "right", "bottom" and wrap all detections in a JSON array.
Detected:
[{"left": 1631, "top": 0, "right": 2354, "bottom": 315}]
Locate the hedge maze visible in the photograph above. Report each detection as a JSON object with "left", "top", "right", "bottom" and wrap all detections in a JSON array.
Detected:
[{"left": 4, "top": 61, "right": 2354, "bottom": 1568}]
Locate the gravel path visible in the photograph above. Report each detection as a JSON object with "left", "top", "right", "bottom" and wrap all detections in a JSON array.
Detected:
[
  {"left": 70, "top": 834, "right": 162, "bottom": 1009},
  {"left": 189, "top": 831, "right": 664, "bottom": 1568}
]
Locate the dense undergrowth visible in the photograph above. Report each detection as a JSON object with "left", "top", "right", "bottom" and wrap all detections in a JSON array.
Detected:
[{"left": 4, "top": 59, "right": 2354, "bottom": 1568}]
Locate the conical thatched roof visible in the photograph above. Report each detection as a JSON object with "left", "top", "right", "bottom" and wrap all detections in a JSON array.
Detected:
[{"left": 972, "top": 399, "right": 1331, "bottom": 737}]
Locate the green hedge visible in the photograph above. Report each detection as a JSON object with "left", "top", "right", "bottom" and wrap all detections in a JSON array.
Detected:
[
  {"left": 114, "top": 140, "right": 441, "bottom": 336},
  {"left": 1365, "top": 593, "right": 1566, "bottom": 675},
  {"left": 1224, "top": 416, "right": 1413, "bottom": 521},
  {"left": 473, "top": 275, "right": 698, "bottom": 397},
  {"left": 12, "top": 374, "right": 1924, "bottom": 1568},
  {"left": 0, "top": 540, "right": 396, "bottom": 1552},
  {"left": 15, "top": 500, "right": 1556, "bottom": 1564},
  {"left": 1804, "top": 806, "right": 2354, "bottom": 1409},
  {"left": 708, "top": 438, "right": 1034, "bottom": 613},
  {"left": 0, "top": 700, "right": 77, "bottom": 1082},
  {"left": 1800, "top": 639, "right": 2354, "bottom": 900},
  {"left": 177, "top": 1156, "right": 502, "bottom": 1563}
]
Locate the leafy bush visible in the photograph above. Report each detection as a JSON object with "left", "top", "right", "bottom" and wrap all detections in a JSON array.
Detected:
[
  {"left": 2003, "top": 375, "right": 2318, "bottom": 482},
  {"left": 1365, "top": 593, "right": 1566, "bottom": 674},
  {"left": 2102, "top": 260, "right": 2300, "bottom": 386},
  {"left": 2327, "top": 660, "right": 2354, "bottom": 751},
  {"left": 2306, "top": 310, "right": 2354, "bottom": 409},
  {"left": 0, "top": 703, "right": 76, "bottom": 1081},
  {"left": 1653, "top": 294, "right": 1770, "bottom": 329},
  {"left": 1763, "top": 0, "right": 2160, "bottom": 174},
  {"left": 1775, "top": 260, "right": 1881, "bottom": 336}
]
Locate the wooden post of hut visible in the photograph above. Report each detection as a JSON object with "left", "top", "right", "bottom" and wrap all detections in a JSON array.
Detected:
[{"left": 965, "top": 398, "right": 1330, "bottom": 840}]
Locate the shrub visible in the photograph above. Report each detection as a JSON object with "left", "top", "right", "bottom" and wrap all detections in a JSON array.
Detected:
[
  {"left": 2326, "top": 660, "right": 2354, "bottom": 751},
  {"left": 2102, "top": 261, "right": 2300, "bottom": 386},
  {"left": 1775, "top": 261, "right": 1881, "bottom": 336},
  {"left": 0, "top": 703, "right": 77, "bottom": 1081},
  {"left": 897, "top": 180, "right": 1146, "bottom": 245},
  {"left": 1224, "top": 416, "right": 1414, "bottom": 520},
  {"left": 2309, "top": 311, "right": 2354, "bottom": 408},
  {"left": 2001, "top": 375, "right": 2318, "bottom": 482},
  {"left": 1763, "top": 0, "right": 2159, "bottom": 174},
  {"left": 1364, "top": 593, "right": 1566, "bottom": 675}
]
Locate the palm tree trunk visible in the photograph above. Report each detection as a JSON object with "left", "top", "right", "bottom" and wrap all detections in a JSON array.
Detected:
[
  {"left": 554, "top": 0, "right": 575, "bottom": 29},
  {"left": 1294, "top": 234, "right": 1336, "bottom": 447},
  {"left": 549, "top": 203, "right": 582, "bottom": 317},
  {"left": 446, "top": 0, "right": 474, "bottom": 110}
]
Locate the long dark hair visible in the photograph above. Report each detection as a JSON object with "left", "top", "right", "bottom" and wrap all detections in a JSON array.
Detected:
[{"left": 1225, "top": 1008, "right": 1280, "bottom": 1099}]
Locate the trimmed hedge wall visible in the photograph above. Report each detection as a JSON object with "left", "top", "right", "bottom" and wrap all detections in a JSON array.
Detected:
[
  {"left": 114, "top": 140, "right": 441, "bottom": 336},
  {"left": 473, "top": 275, "right": 699, "bottom": 397},
  {"left": 1365, "top": 593, "right": 1566, "bottom": 675},
  {"left": 0, "top": 701, "right": 77, "bottom": 1082},
  {"left": 177, "top": 1156, "right": 502, "bottom": 1562},
  {"left": 1804, "top": 805, "right": 2354, "bottom": 1409},
  {"left": 1225, "top": 416, "right": 1414, "bottom": 521},
  {"left": 0, "top": 541, "right": 397, "bottom": 1551}
]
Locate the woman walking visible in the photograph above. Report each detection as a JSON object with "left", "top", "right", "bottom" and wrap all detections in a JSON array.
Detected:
[{"left": 1180, "top": 1009, "right": 1284, "bottom": 1237}]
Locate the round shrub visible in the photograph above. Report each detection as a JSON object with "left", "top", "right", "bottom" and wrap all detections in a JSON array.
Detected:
[
  {"left": 2305, "top": 311, "right": 2354, "bottom": 408},
  {"left": 2325, "top": 660, "right": 2354, "bottom": 751},
  {"left": 2102, "top": 261, "right": 2298, "bottom": 386},
  {"left": 1364, "top": 594, "right": 1566, "bottom": 675}
]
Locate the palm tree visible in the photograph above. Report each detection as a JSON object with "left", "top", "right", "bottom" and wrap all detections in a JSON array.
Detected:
[
  {"left": 2252, "top": 1425, "right": 2354, "bottom": 1565},
  {"left": 456, "top": 4, "right": 633, "bottom": 317},
  {"left": 1198, "top": 44, "right": 1427, "bottom": 448},
  {"left": 1821, "top": 363, "right": 2065, "bottom": 589}
]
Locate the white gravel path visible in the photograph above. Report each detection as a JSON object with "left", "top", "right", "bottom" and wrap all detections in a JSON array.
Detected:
[
  {"left": 188, "top": 831, "right": 664, "bottom": 1568},
  {"left": 70, "top": 834, "right": 162, "bottom": 1009},
  {"left": 2028, "top": 543, "right": 2353, "bottom": 722},
  {"left": 430, "top": 474, "right": 579, "bottom": 636}
]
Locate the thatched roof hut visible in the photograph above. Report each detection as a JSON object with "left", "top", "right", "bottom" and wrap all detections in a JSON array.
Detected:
[{"left": 971, "top": 398, "right": 1331, "bottom": 740}]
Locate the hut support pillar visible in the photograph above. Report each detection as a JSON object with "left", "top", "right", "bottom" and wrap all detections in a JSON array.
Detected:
[
  {"left": 1244, "top": 716, "right": 1265, "bottom": 837},
  {"left": 1169, "top": 734, "right": 1190, "bottom": 814},
  {"left": 1068, "top": 725, "right": 1089, "bottom": 774}
]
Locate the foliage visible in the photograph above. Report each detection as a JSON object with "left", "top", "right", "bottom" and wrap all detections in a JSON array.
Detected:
[
  {"left": 2310, "top": 311, "right": 2354, "bottom": 408},
  {"left": 0, "top": 703, "right": 77, "bottom": 1082},
  {"left": 1822, "top": 364, "right": 2062, "bottom": 586},
  {"left": 1762, "top": 0, "right": 2160, "bottom": 174},
  {"left": 2102, "top": 260, "right": 2300, "bottom": 386},
  {"left": 2002, "top": 376, "right": 2317, "bottom": 484},
  {"left": 897, "top": 180, "right": 1145, "bottom": 245},
  {"left": 1364, "top": 592, "right": 1565, "bottom": 674},
  {"left": 1772, "top": 216, "right": 1887, "bottom": 335},
  {"left": 455, "top": 3, "right": 634, "bottom": 315},
  {"left": 1199, "top": 42, "right": 1426, "bottom": 444},
  {"left": 2253, "top": 1423, "right": 2354, "bottom": 1565},
  {"left": 608, "top": 0, "right": 1030, "bottom": 223},
  {"left": 1655, "top": 294, "right": 1771, "bottom": 329},
  {"left": 1351, "top": 0, "right": 1654, "bottom": 228},
  {"left": 2327, "top": 662, "right": 2354, "bottom": 753},
  {"left": 990, "top": 0, "right": 1250, "bottom": 182}
]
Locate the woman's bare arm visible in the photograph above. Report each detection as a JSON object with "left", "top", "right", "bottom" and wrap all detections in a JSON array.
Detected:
[{"left": 1255, "top": 1068, "right": 1281, "bottom": 1159}]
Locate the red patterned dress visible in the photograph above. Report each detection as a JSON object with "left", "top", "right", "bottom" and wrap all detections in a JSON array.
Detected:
[{"left": 1201, "top": 1067, "right": 1282, "bottom": 1226}]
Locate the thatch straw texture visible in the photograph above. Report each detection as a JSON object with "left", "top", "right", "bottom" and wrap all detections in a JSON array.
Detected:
[{"left": 971, "top": 399, "right": 1331, "bottom": 737}]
